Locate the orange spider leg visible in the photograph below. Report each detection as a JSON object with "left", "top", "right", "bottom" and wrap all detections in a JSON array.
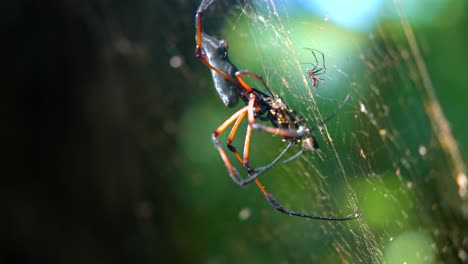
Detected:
[
  {"left": 223, "top": 93, "right": 257, "bottom": 175},
  {"left": 243, "top": 94, "right": 256, "bottom": 168},
  {"left": 236, "top": 71, "right": 275, "bottom": 96},
  {"left": 226, "top": 112, "right": 247, "bottom": 165},
  {"left": 195, "top": 0, "right": 238, "bottom": 85},
  {"left": 213, "top": 91, "right": 296, "bottom": 186},
  {"left": 212, "top": 106, "right": 250, "bottom": 184}
]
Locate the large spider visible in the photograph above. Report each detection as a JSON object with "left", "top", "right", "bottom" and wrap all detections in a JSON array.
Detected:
[{"left": 195, "top": 0, "right": 360, "bottom": 221}]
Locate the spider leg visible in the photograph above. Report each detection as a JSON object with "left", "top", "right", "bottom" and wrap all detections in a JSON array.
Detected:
[
  {"left": 253, "top": 142, "right": 293, "bottom": 172},
  {"left": 235, "top": 71, "right": 273, "bottom": 97},
  {"left": 212, "top": 106, "right": 251, "bottom": 185},
  {"left": 250, "top": 123, "right": 305, "bottom": 138},
  {"left": 195, "top": 0, "right": 215, "bottom": 52},
  {"left": 254, "top": 146, "right": 303, "bottom": 173},
  {"left": 313, "top": 76, "right": 326, "bottom": 89},
  {"left": 212, "top": 92, "right": 305, "bottom": 186},
  {"left": 236, "top": 143, "right": 303, "bottom": 186},
  {"left": 195, "top": 0, "right": 238, "bottom": 84},
  {"left": 213, "top": 90, "right": 307, "bottom": 186},
  {"left": 226, "top": 111, "right": 247, "bottom": 163},
  {"left": 304, "top": 48, "right": 327, "bottom": 75},
  {"left": 234, "top": 93, "right": 284, "bottom": 183},
  {"left": 254, "top": 178, "right": 361, "bottom": 221},
  {"left": 224, "top": 96, "right": 256, "bottom": 174},
  {"left": 240, "top": 124, "right": 311, "bottom": 184},
  {"left": 212, "top": 94, "right": 272, "bottom": 186},
  {"left": 308, "top": 94, "right": 350, "bottom": 131},
  {"left": 212, "top": 93, "right": 277, "bottom": 185}
]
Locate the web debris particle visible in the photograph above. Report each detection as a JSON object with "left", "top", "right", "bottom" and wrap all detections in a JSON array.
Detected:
[
  {"left": 379, "top": 129, "right": 387, "bottom": 137},
  {"left": 458, "top": 249, "right": 467, "bottom": 262},
  {"left": 360, "top": 148, "right": 367, "bottom": 159},
  {"left": 239, "top": 207, "right": 252, "bottom": 221},
  {"left": 169, "top": 55, "right": 184, "bottom": 68},
  {"left": 418, "top": 145, "right": 427, "bottom": 156},
  {"left": 406, "top": 181, "right": 413, "bottom": 189},
  {"left": 359, "top": 101, "right": 368, "bottom": 113},
  {"left": 456, "top": 172, "right": 468, "bottom": 199}
]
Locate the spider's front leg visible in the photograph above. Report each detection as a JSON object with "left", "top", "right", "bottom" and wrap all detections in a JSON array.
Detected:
[
  {"left": 211, "top": 92, "right": 271, "bottom": 186},
  {"left": 212, "top": 105, "right": 250, "bottom": 186},
  {"left": 212, "top": 92, "right": 293, "bottom": 186}
]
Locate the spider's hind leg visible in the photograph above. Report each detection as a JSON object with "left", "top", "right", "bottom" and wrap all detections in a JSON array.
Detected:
[{"left": 254, "top": 178, "right": 361, "bottom": 221}]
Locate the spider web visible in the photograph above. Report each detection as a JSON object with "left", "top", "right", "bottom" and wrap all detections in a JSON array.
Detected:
[{"left": 176, "top": 0, "right": 468, "bottom": 263}]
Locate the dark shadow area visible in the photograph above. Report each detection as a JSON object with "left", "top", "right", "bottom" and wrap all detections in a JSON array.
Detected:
[{"left": 1, "top": 0, "right": 199, "bottom": 263}]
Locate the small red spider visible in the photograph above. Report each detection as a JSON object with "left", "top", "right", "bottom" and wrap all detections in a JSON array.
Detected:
[{"left": 303, "top": 48, "right": 326, "bottom": 88}]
